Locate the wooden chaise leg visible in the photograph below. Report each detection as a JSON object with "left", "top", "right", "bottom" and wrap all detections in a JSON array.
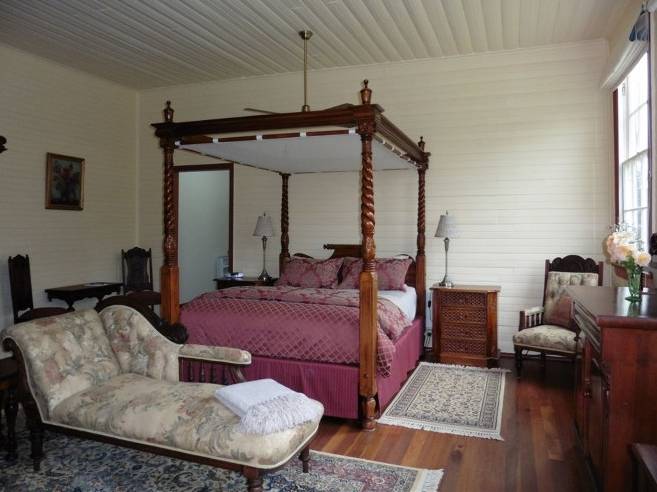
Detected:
[
  {"left": 243, "top": 466, "right": 263, "bottom": 492},
  {"left": 5, "top": 386, "right": 18, "bottom": 462},
  {"left": 514, "top": 346, "right": 523, "bottom": 378},
  {"left": 23, "top": 400, "right": 44, "bottom": 472},
  {"left": 299, "top": 445, "right": 310, "bottom": 473}
]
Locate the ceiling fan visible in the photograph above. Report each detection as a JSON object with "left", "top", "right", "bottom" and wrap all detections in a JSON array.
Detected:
[{"left": 244, "top": 30, "right": 350, "bottom": 115}]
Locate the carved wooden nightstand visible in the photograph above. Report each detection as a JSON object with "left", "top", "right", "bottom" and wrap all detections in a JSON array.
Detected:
[
  {"left": 431, "top": 284, "right": 501, "bottom": 367},
  {"left": 213, "top": 277, "right": 277, "bottom": 290}
]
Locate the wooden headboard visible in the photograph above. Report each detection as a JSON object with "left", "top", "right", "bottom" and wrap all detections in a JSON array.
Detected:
[{"left": 293, "top": 243, "right": 418, "bottom": 289}]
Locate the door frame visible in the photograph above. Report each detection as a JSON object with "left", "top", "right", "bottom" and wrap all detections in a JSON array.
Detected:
[{"left": 174, "top": 163, "right": 234, "bottom": 273}]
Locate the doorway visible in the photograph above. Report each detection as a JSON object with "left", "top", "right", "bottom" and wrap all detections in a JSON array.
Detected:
[{"left": 175, "top": 164, "right": 233, "bottom": 303}]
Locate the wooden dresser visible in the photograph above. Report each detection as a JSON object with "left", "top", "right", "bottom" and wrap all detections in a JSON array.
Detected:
[
  {"left": 569, "top": 286, "right": 657, "bottom": 492},
  {"left": 431, "top": 284, "right": 500, "bottom": 367}
]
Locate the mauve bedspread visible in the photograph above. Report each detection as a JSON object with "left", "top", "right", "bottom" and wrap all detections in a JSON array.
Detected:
[{"left": 180, "top": 286, "right": 411, "bottom": 376}]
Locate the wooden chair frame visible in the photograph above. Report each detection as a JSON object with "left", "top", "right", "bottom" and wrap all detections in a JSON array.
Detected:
[{"left": 8, "top": 255, "right": 67, "bottom": 324}]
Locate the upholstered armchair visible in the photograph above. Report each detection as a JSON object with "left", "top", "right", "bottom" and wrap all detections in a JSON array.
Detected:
[
  {"left": 2, "top": 299, "right": 321, "bottom": 491},
  {"left": 513, "top": 256, "right": 603, "bottom": 377}
]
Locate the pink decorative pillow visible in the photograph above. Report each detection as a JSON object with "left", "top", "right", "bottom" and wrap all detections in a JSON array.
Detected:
[
  {"left": 377, "top": 258, "right": 412, "bottom": 290},
  {"left": 545, "top": 294, "right": 573, "bottom": 329},
  {"left": 337, "top": 257, "right": 412, "bottom": 291},
  {"left": 276, "top": 257, "right": 344, "bottom": 289},
  {"left": 337, "top": 257, "right": 362, "bottom": 289}
]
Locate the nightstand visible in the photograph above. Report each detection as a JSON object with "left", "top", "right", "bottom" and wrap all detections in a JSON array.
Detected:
[
  {"left": 213, "top": 277, "right": 277, "bottom": 289},
  {"left": 431, "top": 284, "right": 501, "bottom": 367}
]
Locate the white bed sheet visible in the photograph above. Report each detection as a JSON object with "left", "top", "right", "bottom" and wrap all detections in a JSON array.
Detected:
[{"left": 379, "top": 286, "right": 417, "bottom": 321}]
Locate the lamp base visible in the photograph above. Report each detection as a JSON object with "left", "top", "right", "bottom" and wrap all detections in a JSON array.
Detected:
[
  {"left": 258, "top": 270, "right": 272, "bottom": 283},
  {"left": 438, "top": 277, "right": 453, "bottom": 288}
]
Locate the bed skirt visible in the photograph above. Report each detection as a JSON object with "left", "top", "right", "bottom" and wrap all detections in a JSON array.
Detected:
[{"left": 182, "top": 318, "right": 424, "bottom": 420}]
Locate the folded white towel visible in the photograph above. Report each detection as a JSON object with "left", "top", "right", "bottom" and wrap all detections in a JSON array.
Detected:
[{"left": 215, "top": 378, "right": 324, "bottom": 435}]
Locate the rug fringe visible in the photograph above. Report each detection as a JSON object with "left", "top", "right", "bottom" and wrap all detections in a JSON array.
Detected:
[
  {"left": 417, "top": 361, "right": 510, "bottom": 374},
  {"left": 420, "top": 469, "right": 444, "bottom": 492},
  {"left": 377, "top": 417, "right": 504, "bottom": 441}
]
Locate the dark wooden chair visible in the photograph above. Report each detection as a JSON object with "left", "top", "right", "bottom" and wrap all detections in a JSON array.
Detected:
[
  {"left": 513, "top": 255, "right": 603, "bottom": 377},
  {"left": 8, "top": 255, "right": 68, "bottom": 324},
  {"left": 121, "top": 247, "right": 161, "bottom": 308}
]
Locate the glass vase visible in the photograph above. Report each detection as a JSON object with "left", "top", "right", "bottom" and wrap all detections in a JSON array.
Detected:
[{"left": 626, "top": 267, "right": 642, "bottom": 302}]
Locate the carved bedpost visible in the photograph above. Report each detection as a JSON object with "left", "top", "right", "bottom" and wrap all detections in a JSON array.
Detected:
[
  {"left": 358, "top": 80, "right": 378, "bottom": 431},
  {"left": 160, "top": 101, "right": 180, "bottom": 323},
  {"left": 279, "top": 173, "right": 291, "bottom": 274},
  {"left": 416, "top": 137, "right": 427, "bottom": 320}
]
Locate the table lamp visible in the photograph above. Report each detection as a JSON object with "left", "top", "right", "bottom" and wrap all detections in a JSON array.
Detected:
[
  {"left": 253, "top": 212, "right": 274, "bottom": 282},
  {"left": 435, "top": 211, "right": 457, "bottom": 288}
]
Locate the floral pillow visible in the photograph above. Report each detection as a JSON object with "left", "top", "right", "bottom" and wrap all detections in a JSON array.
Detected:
[
  {"left": 276, "top": 257, "right": 344, "bottom": 289},
  {"left": 338, "top": 257, "right": 412, "bottom": 291}
]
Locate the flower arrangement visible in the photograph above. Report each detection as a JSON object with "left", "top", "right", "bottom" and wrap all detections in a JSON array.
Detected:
[{"left": 605, "top": 224, "right": 650, "bottom": 302}]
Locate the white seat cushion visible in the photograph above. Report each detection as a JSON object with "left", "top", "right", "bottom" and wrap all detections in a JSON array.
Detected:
[
  {"left": 51, "top": 373, "right": 322, "bottom": 469},
  {"left": 513, "top": 325, "right": 580, "bottom": 353}
]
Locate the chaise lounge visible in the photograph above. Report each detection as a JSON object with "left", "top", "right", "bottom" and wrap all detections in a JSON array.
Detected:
[{"left": 1, "top": 298, "right": 322, "bottom": 491}]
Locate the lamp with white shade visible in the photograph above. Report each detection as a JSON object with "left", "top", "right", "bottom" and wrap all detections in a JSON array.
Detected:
[
  {"left": 253, "top": 212, "right": 274, "bottom": 282},
  {"left": 435, "top": 211, "right": 458, "bottom": 288}
]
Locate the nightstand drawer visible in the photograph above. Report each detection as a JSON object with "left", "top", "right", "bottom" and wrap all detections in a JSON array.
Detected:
[
  {"left": 441, "top": 322, "right": 486, "bottom": 340},
  {"left": 437, "top": 291, "right": 485, "bottom": 307},
  {"left": 439, "top": 306, "right": 486, "bottom": 325},
  {"left": 441, "top": 337, "right": 487, "bottom": 355}
]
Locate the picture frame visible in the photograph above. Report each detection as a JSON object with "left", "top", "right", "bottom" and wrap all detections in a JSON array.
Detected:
[{"left": 45, "top": 153, "right": 85, "bottom": 210}]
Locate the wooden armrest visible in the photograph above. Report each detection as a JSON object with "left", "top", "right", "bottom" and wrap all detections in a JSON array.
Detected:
[
  {"left": 179, "top": 344, "right": 251, "bottom": 366},
  {"left": 519, "top": 306, "right": 544, "bottom": 329}
]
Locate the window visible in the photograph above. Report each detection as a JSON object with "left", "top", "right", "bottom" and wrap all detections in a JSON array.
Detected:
[{"left": 615, "top": 52, "right": 651, "bottom": 249}]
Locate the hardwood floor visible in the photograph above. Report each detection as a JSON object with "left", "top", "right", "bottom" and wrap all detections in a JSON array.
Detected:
[{"left": 312, "top": 357, "right": 593, "bottom": 492}]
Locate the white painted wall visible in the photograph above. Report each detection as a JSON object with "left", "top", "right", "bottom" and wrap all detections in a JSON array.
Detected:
[
  {"left": 178, "top": 170, "right": 230, "bottom": 303},
  {"left": 138, "top": 40, "right": 612, "bottom": 353},
  {"left": 0, "top": 44, "right": 137, "bottom": 339}
]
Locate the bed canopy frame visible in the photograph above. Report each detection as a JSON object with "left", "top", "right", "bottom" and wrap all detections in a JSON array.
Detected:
[{"left": 152, "top": 81, "right": 430, "bottom": 429}]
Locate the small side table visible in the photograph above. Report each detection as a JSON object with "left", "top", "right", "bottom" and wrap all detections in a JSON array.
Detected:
[
  {"left": 431, "top": 284, "right": 501, "bottom": 367},
  {"left": 45, "top": 282, "right": 123, "bottom": 311},
  {"left": 214, "top": 277, "right": 277, "bottom": 290},
  {"left": 0, "top": 357, "right": 18, "bottom": 462},
  {"left": 632, "top": 443, "right": 657, "bottom": 491}
]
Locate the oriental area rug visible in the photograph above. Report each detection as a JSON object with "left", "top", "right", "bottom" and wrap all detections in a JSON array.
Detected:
[
  {"left": 379, "top": 362, "right": 508, "bottom": 440},
  {"left": 0, "top": 421, "right": 443, "bottom": 492}
]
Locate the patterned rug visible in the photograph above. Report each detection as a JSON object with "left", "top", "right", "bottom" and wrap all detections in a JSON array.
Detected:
[
  {"left": 379, "top": 362, "right": 508, "bottom": 440},
  {"left": 0, "top": 420, "right": 443, "bottom": 491}
]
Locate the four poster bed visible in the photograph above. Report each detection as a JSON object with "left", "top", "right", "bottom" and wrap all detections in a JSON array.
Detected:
[{"left": 151, "top": 81, "right": 430, "bottom": 429}]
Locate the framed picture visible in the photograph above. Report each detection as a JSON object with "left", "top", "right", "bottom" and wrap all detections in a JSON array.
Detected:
[{"left": 45, "top": 153, "right": 84, "bottom": 210}]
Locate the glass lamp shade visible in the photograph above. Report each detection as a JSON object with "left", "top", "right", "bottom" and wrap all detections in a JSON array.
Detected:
[{"left": 253, "top": 213, "right": 274, "bottom": 237}]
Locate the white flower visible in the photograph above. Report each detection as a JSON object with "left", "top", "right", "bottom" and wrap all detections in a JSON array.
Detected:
[{"left": 635, "top": 251, "right": 651, "bottom": 267}]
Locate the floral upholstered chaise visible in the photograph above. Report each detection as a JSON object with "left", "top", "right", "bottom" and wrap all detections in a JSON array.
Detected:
[{"left": 1, "top": 299, "right": 322, "bottom": 491}]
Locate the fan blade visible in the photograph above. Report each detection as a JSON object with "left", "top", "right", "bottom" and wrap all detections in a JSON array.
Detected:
[{"left": 243, "top": 107, "right": 279, "bottom": 115}]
